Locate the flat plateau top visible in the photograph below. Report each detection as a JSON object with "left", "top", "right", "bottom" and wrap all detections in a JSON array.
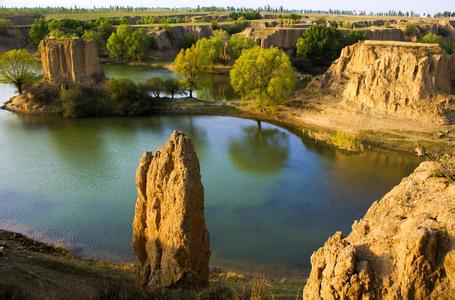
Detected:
[{"left": 363, "top": 40, "right": 440, "bottom": 48}]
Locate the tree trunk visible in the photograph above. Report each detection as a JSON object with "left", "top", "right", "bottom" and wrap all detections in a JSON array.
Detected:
[
  {"left": 17, "top": 83, "right": 23, "bottom": 95},
  {"left": 189, "top": 89, "right": 193, "bottom": 98}
]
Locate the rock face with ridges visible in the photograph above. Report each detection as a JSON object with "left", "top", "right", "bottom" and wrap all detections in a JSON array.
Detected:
[
  {"left": 40, "top": 38, "right": 105, "bottom": 86},
  {"left": 321, "top": 40, "right": 455, "bottom": 124},
  {"left": 303, "top": 159, "right": 455, "bottom": 299},
  {"left": 132, "top": 131, "right": 210, "bottom": 292}
]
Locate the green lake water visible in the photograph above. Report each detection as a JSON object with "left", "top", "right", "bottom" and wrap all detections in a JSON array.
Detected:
[{"left": 0, "top": 67, "right": 421, "bottom": 274}]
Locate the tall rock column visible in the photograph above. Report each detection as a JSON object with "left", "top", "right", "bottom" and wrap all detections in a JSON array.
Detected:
[{"left": 132, "top": 131, "right": 210, "bottom": 291}]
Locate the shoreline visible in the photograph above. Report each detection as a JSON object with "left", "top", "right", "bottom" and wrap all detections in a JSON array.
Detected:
[{"left": 3, "top": 96, "right": 454, "bottom": 156}]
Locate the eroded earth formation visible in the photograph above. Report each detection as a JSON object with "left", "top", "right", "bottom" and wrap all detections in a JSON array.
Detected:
[
  {"left": 320, "top": 40, "right": 455, "bottom": 124},
  {"left": 40, "top": 38, "right": 105, "bottom": 86},
  {"left": 303, "top": 159, "right": 455, "bottom": 299},
  {"left": 131, "top": 131, "right": 210, "bottom": 292}
]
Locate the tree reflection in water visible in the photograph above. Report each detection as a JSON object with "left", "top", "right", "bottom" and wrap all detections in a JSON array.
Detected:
[{"left": 228, "top": 121, "right": 289, "bottom": 175}]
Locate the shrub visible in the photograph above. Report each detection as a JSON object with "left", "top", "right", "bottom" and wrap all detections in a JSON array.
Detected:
[
  {"left": 29, "top": 82, "right": 59, "bottom": 104},
  {"left": 0, "top": 18, "right": 11, "bottom": 26},
  {"left": 60, "top": 87, "right": 105, "bottom": 117},
  {"left": 404, "top": 24, "right": 419, "bottom": 36},
  {"left": 420, "top": 33, "right": 443, "bottom": 44},
  {"left": 330, "top": 132, "right": 363, "bottom": 152},
  {"left": 344, "top": 30, "right": 368, "bottom": 45},
  {"left": 105, "top": 78, "right": 142, "bottom": 114}
]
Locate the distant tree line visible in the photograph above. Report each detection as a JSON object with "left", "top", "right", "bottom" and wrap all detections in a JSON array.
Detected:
[{"left": 2, "top": 6, "right": 453, "bottom": 18}]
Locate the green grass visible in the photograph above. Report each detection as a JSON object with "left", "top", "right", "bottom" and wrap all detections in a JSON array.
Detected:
[{"left": 330, "top": 132, "right": 363, "bottom": 152}]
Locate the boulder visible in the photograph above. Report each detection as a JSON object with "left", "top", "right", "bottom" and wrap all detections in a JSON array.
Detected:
[
  {"left": 132, "top": 131, "right": 210, "bottom": 292},
  {"left": 303, "top": 159, "right": 455, "bottom": 299},
  {"left": 321, "top": 40, "right": 455, "bottom": 124},
  {"left": 40, "top": 38, "right": 105, "bottom": 87}
]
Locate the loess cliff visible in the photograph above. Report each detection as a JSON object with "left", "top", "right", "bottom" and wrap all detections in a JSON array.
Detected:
[
  {"left": 132, "top": 131, "right": 210, "bottom": 292},
  {"left": 303, "top": 159, "right": 455, "bottom": 299},
  {"left": 40, "top": 38, "right": 105, "bottom": 87},
  {"left": 320, "top": 41, "right": 455, "bottom": 125}
]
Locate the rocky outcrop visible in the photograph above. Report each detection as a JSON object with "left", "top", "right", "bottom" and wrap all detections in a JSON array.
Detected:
[
  {"left": 321, "top": 40, "right": 455, "bottom": 124},
  {"left": 303, "top": 159, "right": 455, "bottom": 299},
  {"left": 239, "top": 27, "right": 305, "bottom": 50},
  {"left": 148, "top": 25, "right": 213, "bottom": 50},
  {"left": 40, "top": 38, "right": 105, "bottom": 87},
  {"left": 132, "top": 131, "right": 210, "bottom": 292}
]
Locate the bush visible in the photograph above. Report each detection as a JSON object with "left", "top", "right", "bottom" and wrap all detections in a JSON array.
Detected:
[
  {"left": 136, "top": 16, "right": 156, "bottom": 25},
  {"left": 224, "top": 18, "right": 247, "bottom": 35},
  {"left": 330, "top": 132, "right": 363, "bottom": 152},
  {"left": 105, "top": 78, "right": 143, "bottom": 114},
  {"left": 229, "top": 11, "right": 261, "bottom": 20},
  {"left": 344, "top": 30, "right": 368, "bottom": 46},
  {"left": 29, "top": 82, "right": 59, "bottom": 104},
  {"left": 29, "top": 19, "right": 49, "bottom": 46},
  {"left": 60, "top": 87, "right": 105, "bottom": 117},
  {"left": 420, "top": 33, "right": 443, "bottom": 44},
  {"left": 0, "top": 18, "right": 11, "bottom": 26},
  {"left": 404, "top": 24, "right": 419, "bottom": 36}
]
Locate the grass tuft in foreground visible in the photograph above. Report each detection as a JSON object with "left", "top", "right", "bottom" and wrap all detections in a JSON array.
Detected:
[{"left": 330, "top": 132, "right": 364, "bottom": 152}]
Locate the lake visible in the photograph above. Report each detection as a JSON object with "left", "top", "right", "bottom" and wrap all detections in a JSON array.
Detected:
[{"left": 0, "top": 67, "right": 421, "bottom": 275}]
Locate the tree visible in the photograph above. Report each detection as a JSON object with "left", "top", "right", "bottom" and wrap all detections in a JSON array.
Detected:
[
  {"left": 0, "top": 49, "right": 39, "bottom": 94},
  {"left": 29, "top": 18, "right": 49, "bottom": 45},
  {"left": 296, "top": 25, "right": 344, "bottom": 66},
  {"left": 146, "top": 77, "right": 165, "bottom": 98},
  {"left": 163, "top": 78, "right": 182, "bottom": 99},
  {"left": 106, "top": 25, "right": 132, "bottom": 60},
  {"left": 344, "top": 30, "right": 368, "bottom": 46},
  {"left": 230, "top": 46, "right": 296, "bottom": 107},
  {"left": 174, "top": 45, "right": 213, "bottom": 98},
  {"left": 106, "top": 25, "right": 154, "bottom": 61},
  {"left": 226, "top": 34, "right": 256, "bottom": 61},
  {"left": 195, "top": 36, "right": 224, "bottom": 64}
]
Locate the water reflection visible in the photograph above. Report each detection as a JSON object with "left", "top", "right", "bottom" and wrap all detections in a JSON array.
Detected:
[
  {"left": 229, "top": 122, "right": 289, "bottom": 175},
  {"left": 103, "top": 64, "right": 237, "bottom": 101}
]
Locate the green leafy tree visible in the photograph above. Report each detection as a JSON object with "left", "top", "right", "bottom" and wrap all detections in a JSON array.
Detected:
[
  {"left": 230, "top": 46, "right": 296, "bottom": 107},
  {"left": 126, "top": 29, "right": 154, "bottom": 61},
  {"left": 174, "top": 45, "right": 213, "bottom": 98},
  {"left": 105, "top": 78, "right": 140, "bottom": 114},
  {"left": 163, "top": 78, "right": 182, "bottom": 98},
  {"left": 226, "top": 34, "right": 256, "bottom": 61},
  {"left": 29, "top": 19, "right": 49, "bottom": 46},
  {"left": 195, "top": 37, "right": 224, "bottom": 64},
  {"left": 106, "top": 25, "right": 132, "bottom": 60},
  {"left": 344, "top": 30, "right": 368, "bottom": 46},
  {"left": 0, "top": 49, "right": 39, "bottom": 94},
  {"left": 296, "top": 25, "right": 344, "bottom": 66},
  {"left": 146, "top": 77, "right": 165, "bottom": 98}
]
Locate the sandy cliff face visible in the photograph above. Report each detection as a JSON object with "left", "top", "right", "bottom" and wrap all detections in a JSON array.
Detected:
[
  {"left": 132, "top": 131, "right": 210, "bottom": 292},
  {"left": 40, "top": 38, "right": 105, "bottom": 86},
  {"left": 303, "top": 159, "right": 455, "bottom": 299},
  {"left": 321, "top": 40, "right": 455, "bottom": 124}
]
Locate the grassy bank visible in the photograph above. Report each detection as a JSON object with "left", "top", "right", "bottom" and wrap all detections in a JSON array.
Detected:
[{"left": 0, "top": 229, "right": 303, "bottom": 299}]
